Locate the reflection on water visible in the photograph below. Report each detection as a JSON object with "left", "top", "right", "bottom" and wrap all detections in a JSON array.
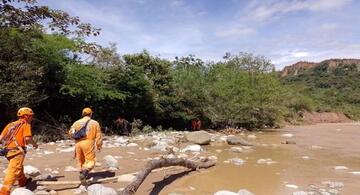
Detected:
[{"left": 161, "top": 123, "right": 360, "bottom": 195}]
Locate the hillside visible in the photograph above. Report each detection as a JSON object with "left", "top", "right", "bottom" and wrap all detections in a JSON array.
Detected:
[
  {"left": 281, "top": 59, "right": 360, "bottom": 77},
  {"left": 281, "top": 58, "right": 360, "bottom": 120}
]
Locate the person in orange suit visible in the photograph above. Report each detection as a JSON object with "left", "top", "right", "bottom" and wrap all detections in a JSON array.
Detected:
[
  {"left": 191, "top": 118, "right": 202, "bottom": 131},
  {"left": 69, "top": 108, "right": 102, "bottom": 183},
  {"left": 0, "top": 107, "right": 38, "bottom": 195}
]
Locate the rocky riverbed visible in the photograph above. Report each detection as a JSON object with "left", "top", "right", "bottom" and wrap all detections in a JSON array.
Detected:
[{"left": 1, "top": 123, "right": 360, "bottom": 195}]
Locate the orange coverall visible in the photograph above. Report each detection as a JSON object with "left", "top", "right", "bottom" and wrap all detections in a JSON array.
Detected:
[
  {"left": 69, "top": 116, "right": 102, "bottom": 171},
  {"left": 0, "top": 119, "right": 31, "bottom": 195}
]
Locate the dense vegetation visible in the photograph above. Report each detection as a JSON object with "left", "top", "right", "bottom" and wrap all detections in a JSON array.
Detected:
[
  {"left": 1, "top": 1, "right": 359, "bottom": 141},
  {"left": 282, "top": 62, "right": 360, "bottom": 120}
]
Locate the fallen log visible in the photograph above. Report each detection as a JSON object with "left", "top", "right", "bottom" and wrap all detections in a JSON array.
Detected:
[
  {"left": 119, "top": 157, "right": 216, "bottom": 195},
  {"left": 37, "top": 157, "right": 216, "bottom": 195}
]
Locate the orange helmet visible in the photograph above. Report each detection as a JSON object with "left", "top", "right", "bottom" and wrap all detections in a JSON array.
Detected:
[
  {"left": 82, "top": 107, "right": 93, "bottom": 116},
  {"left": 17, "top": 107, "right": 34, "bottom": 117}
]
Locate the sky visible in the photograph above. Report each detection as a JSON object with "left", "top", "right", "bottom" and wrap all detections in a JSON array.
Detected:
[{"left": 41, "top": 0, "right": 360, "bottom": 69}]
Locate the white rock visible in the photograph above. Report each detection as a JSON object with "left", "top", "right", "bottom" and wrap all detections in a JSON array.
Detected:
[
  {"left": 117, "top": 174, "right": 136, "bottom": 182},
  {"left": 11, "top": 188, "right": 35, "bottom": 195},
  {"left": 64, "top": 166, "right": 78, "bottom": 172},
  {"left": 165, "top": 154, "right": 176, "bottom": 159},
  {"left": 214, "top": 190, "right": 238, "bottom": 195},
  {"left": 220, "top": 136, "right": 228, "bottom": 142},
  {"left": 293, "top": 191, "right": 308, "bottom": 195},
  {"left": 116, "top": 137, "right": 129, "bottom": 144},
  {"left": 281, "top": 133, "right": 294, "bottom": 138},
  {"left": 328, "top": 189, "right": 339, "bottom": 194},
  {"left": 215, "top": 149, "right": 223, "bottom": 153},
  {"left": 237, "top": 189, "right": 254, "bottom": 195},
  {"left": 247, "top": 134, "right": 256, "bottom": 139},
  {"left": 310, "top": 145, "right": 322, "bottom": 150},
  {"left": 285, "top": 184, "right": 299, "bottom": 189},
  {"left": 257, "top": 158, "right": 277, "bottom": 165},
  {"left": 302, "top": 156, "right": 310, "bottom": 160},
  {"left": 35, "top": 190, "right": 50, "bottom": 195},
  {"left": 208, "top": 156, "right": 218, "bottom": 161},
  {"left": 24, "top": 165, "right": 41, "bottom": 177},
  {"left": 230, "top": 147, "right": 243, "bottom": 153},
  {"left": 59, "top": 147, "right": 75, "bottom": 153},
  {"left": 189, "top": 186, "right": 196, "bottom": 190},
  {"left": 177, "top": 154, "right": 188, "bottom": 159},
  {"left": 87, "top": 184, "right": 117, "bottom": 195},
  {"left": 126, "top": 143, "right": 139, "bottom": 147},
  {"left": 322, "top": 181, "right": 344, "bottom": 188},
  {"left": 228, "top": 158, "right": 245, "bottom": 166},
  {"left": 104, "top": 155, "right": 119, "bottom": 169},
  {"left": 151, "top": 141, "right": 168, "bottom": 151},
  {"left": 349, "top": 171, "right": 360, "bottom": 175},
  {"left": 334, "top": 166, "right": 348, "bottom": 170},
  {"left": 72, "top": 185, "right": 87, "bottom": 194},
  {"left": 44, "top": 151, "right": 54, "bottom": 155},
  {"left": 180, "top": 144, "right": 202, "bottom": 152}
]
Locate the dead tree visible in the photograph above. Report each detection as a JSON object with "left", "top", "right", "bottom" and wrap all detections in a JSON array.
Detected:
[{"left": 119, "top": 158, "right": 216, "bottom": 195}]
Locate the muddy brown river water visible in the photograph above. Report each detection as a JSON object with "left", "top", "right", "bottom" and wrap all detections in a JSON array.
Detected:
[
  {"left": 1, "top": 123, "right": 359, "bottom": 195},
  {"left": 160, "top": 123, "right": 360, "bottom": 195}
]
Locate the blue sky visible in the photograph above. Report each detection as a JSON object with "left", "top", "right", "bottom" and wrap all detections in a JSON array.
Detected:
[{"left": 41, "top": 0, "right": 360, "bottom": 69}]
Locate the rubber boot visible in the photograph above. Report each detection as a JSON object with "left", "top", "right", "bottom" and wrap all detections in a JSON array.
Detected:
[{"left": 79, "top": 169, "right": 89, "bottom": 185}]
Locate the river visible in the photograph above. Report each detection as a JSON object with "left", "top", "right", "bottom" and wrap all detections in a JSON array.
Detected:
[{"left": 159, "top": 123, "right": 360, "bottom": 195}]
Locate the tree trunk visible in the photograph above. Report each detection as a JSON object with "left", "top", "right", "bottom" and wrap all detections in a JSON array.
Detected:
[{"left": 119, "top": 158, "right": 216, "bottom": 195}]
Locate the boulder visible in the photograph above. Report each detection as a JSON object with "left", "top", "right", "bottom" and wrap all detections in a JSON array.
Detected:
[
  {"left": 185, "top": 131, "right": 211, "bottom": 145},
  {"left": 104, "top": 155, "right": 119, "bottom": 169},
  {"left": 226, "top": 136, "right": 253, "bottom": 146},
  {"left": 87, "top": 184, "right": 117, "bottom": 195},
  {"left": 11, "top": 188, "right": 35, "bottom": 195},
  {"left": 180, "top": 144, "right": 202, "bottom": 152},
  {"left": 24, "top": 165, "right": 41, "bottom": 177}
]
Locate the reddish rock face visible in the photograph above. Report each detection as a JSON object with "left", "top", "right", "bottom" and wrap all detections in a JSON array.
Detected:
[
  {"left": 281, "top": 61, "right": 317, "bottom": 76},
  {"left": 281, "top": 59, "right": 360, "bottom": 77}
]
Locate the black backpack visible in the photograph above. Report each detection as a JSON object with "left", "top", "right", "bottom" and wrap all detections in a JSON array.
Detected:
[{"left": 72, "top": 119, "right": 91, "bottom": 140}]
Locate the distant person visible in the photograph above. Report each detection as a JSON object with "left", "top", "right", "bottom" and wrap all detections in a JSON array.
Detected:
[
  {"left": 191, "top": 118, "right": 202, "bottom": 131},
  {"left": 68, "top": 108, "right": 102, "bottom": 183},
  {"left": 114, "top": 116, "right": 131, "bottom": 136},
  {"left": 0, "top": 107, "right": 38, "bottom": 195}
]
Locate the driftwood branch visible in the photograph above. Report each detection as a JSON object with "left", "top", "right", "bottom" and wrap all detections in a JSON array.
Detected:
[
  {"left": 37, "top": 158, "right": 216, "bottom": 195},
  {"left": 119, "top": 157, "right": 216, "bottom": 195},
  {"left": 37, "top": 176, "right": 120, "bottom": 185}
]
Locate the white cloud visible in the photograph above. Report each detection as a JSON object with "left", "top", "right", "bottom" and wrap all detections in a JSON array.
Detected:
[
  {"left": 215, "top": 27, "right": 255, "bottom": 38},
  {"left": 171, "top": 0, "right": 185, "bottom": 7},
  {"left": 308, "top": 0, "right": 351, "bottom": 11},
  {"left": 247, "top": 0, "right": 352, "bottom": 22},
  {"left": 291, "top": 51, "right": 310, "bottom": 58}
]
